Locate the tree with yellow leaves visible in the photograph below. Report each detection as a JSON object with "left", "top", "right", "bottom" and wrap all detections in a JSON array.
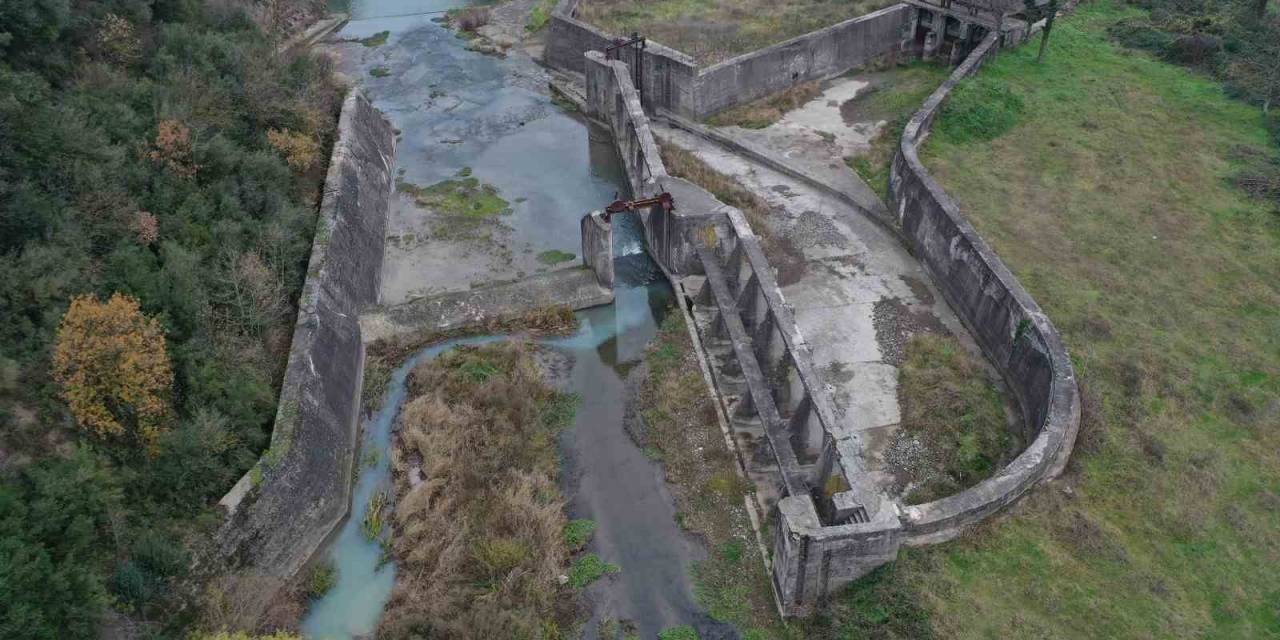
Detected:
[{"left": 52, "top": 293, "right": 173, "bottom": 452}]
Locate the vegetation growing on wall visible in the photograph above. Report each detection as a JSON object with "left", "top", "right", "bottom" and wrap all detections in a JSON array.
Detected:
[{"left": 0, "top": 0, "right": 343, "bottom": 635}]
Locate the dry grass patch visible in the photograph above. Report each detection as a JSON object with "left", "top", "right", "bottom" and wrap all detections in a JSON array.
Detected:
[
  {"left": 379, "top": 342, "right": 580, "bottom": 639},
  {"left": 658, "top": 143, "right": 775, "bottom": 247},
  {"left": 890, "top": 334, "right": 1019, "bottom": 505},
  {"left": 706, "top": 81, "right": 822, "bottom": 129},
  {"left": 636, "top": 309, "right": 784, "bottom": 637},
  {"left": 361, "top": 305, "right": 577, "bottom": 412}
]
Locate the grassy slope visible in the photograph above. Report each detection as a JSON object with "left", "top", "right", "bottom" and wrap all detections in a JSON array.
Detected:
[
  {"left": 637, "top": 310, "right": 784, "bottom": 638},
  {"left": 912, "top": 2, "right": 1280, "bottom": 637},
  {"left": 576, "top": 0, "right": 895, "bottom": 64}
]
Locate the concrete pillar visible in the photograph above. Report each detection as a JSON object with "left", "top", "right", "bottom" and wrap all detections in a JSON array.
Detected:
[
  {"left": 788, "top": 394, "right": 813, "bottom": 452},
  {"left": 737, "top": 273, "right": 761, "bottom": 329},
  {"left": 751, "top": 309, "right": 776, "bottom": 370},
  {"left": 580, "top": 211, "right": 614, "bottom": 288}
]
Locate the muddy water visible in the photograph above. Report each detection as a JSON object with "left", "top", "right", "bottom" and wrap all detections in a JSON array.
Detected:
[{"left": 302, "top": 4, "right": 727, "bottom": 638}]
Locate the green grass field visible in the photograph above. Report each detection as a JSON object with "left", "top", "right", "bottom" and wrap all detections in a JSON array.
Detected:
[
  {"left": 576, "top": 0, "right": 894, "bottom": 64},
  {"left": 903, "top": 1, "right": 1280, "bottom": 637}
]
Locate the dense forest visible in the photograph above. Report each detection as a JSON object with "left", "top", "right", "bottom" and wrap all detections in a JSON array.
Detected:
[{"left": 0, "top": 0, "right": 340, "bottom": 636}]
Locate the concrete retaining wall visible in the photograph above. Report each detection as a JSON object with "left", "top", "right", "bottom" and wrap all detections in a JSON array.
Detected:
[
  {"left": 695, "top": 5, "right": 912, "bottom": 115},
  {"left": 547, "top": 0, "right": 911, "bottom": 118},
  {"left": 888, "top": 32, "right": 1080, "bottom": 544},
  {"left": 210, "top": 90, "right": 396, "bottom": 584}
]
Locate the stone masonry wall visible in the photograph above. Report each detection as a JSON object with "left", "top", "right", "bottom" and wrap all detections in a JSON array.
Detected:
[
  {"left": 888, "top": 32, "right": 1080, "bottom": 544},
  {"left": 209, "top": 90, "right": 396, "bottom": 587}
]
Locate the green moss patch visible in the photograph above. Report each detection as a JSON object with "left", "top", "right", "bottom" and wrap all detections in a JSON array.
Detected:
[
  {"left": 397, "top": 176, "right": 510, "bottom": 219},
  {"left": 537, "top": 249, "right": 576, "bottom": 265},
  {"left": 360, "top": 30, "right": 390, "bottom": 47}
]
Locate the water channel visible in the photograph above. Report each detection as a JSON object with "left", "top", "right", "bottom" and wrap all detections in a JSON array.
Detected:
[{"left": 301, "top": 3, "right": 732, "bottom": 637}]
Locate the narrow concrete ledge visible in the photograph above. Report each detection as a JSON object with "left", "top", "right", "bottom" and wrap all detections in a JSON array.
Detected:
[
  {"left": 278, "top": 13, "right": 349, "bottom": 54},
  {"left": 359, "top": 267, "right": 614, "bottom": 344}
]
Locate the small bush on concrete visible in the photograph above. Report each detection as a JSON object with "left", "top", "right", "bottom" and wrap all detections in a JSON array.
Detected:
[{"left": 936, "top": 76, "right": 1024, "bottom": 142}]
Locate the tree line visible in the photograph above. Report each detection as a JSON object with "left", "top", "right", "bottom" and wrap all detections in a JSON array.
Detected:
[{"left": 0, "top": 0, "right": 341, "bottom": 636}]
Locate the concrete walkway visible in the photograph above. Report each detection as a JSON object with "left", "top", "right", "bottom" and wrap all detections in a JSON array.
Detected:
[{"left": 654, "top": 122, "right": 979, "bottom": 495}]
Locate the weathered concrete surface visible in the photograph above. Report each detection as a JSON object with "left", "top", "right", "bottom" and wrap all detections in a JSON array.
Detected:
[
  {"left": 325, "top": 23, "right": 623, "bottom": 305},
  {"left": 695, "top": 4, "right": 912, "bottom": 116},
  {"left": 582, "top": 51, "right": 720, "bottom": 275},
  {"left": 581, "top": 211, "right": 614, "bottom": 287},
  {"left": 659, "top": 110, "right": 890, "bottom": 229},
  {"left": 889, "top": 31, "right": 1080, "bottom": 544},
  {"left": 655, "top": 121, "right": 990, "bottom": 499},
  {"left": 212, "top": 90, "right": 395, "bottom": 584},
  {"left": 583, "top": 50, "right": 903, "bottom": 616},
  {"left": 358, "top": 267, "right": 612, "bottom": 343}
]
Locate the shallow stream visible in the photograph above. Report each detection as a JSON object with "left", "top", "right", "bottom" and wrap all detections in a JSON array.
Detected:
[{"left": 301, "top": 4, "right": 729, "bottom": 638}]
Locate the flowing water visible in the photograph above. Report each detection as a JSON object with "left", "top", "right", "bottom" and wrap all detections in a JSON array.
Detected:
[{"left": 301, "top": 4, "right": 733, "bottom": 638}]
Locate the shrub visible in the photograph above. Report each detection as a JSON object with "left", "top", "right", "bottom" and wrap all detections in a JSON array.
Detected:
[
  {"left": 658, "top": 626, "right": 699, "bottom": 640},
  {"left": 562, "top": 519, "right": 597, "bottom": 551},
  {"left": 52, "top": 293, "right": 174, "bottom": 452},
  {"left": 452, "top": 7, "right": 490, "bottom": 33},
  {"left": 265, "top": 128, "right": 320, "bottom": 172},
  {"left": 567, "top": 553, "right": 620, "bottom": 588},
  {"left": 937, "top": 77, "right": 1025, "bottom": 143},
  {"left": 305, "top": 560, "right": 336, "bottom": 600}
]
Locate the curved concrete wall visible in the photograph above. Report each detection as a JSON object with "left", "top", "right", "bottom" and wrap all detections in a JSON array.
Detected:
[
  {"left": 210, "top": 90, "right": 396, "bottom": 580},
  {"left": 888, "top": 32, "right": 1080, "bottom": 544}
]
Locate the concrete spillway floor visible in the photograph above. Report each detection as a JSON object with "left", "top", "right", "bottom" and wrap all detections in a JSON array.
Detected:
[
  {"left": 654, "top": 122, "right": 989, "bottom": 496},
  {"left": 323, "top": 13, "right": 625, "bottom": 306}
]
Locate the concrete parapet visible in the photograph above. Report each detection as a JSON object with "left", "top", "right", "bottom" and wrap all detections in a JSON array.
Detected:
[
  {"left": 207, "top": 90, "right": 395, "bottom": 591},
  {"left": 889, "top": 32, "right": 1080, "bottom": 544}
]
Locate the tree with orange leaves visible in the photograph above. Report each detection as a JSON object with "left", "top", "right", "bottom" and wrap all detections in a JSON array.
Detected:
[{"left": 52, "top": 293, "right": 173, "bottom": 452}]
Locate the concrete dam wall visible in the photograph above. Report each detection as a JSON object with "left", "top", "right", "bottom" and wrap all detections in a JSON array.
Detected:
[{"left": 209, "top": 90, "right": 396, "bottom": 588}]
